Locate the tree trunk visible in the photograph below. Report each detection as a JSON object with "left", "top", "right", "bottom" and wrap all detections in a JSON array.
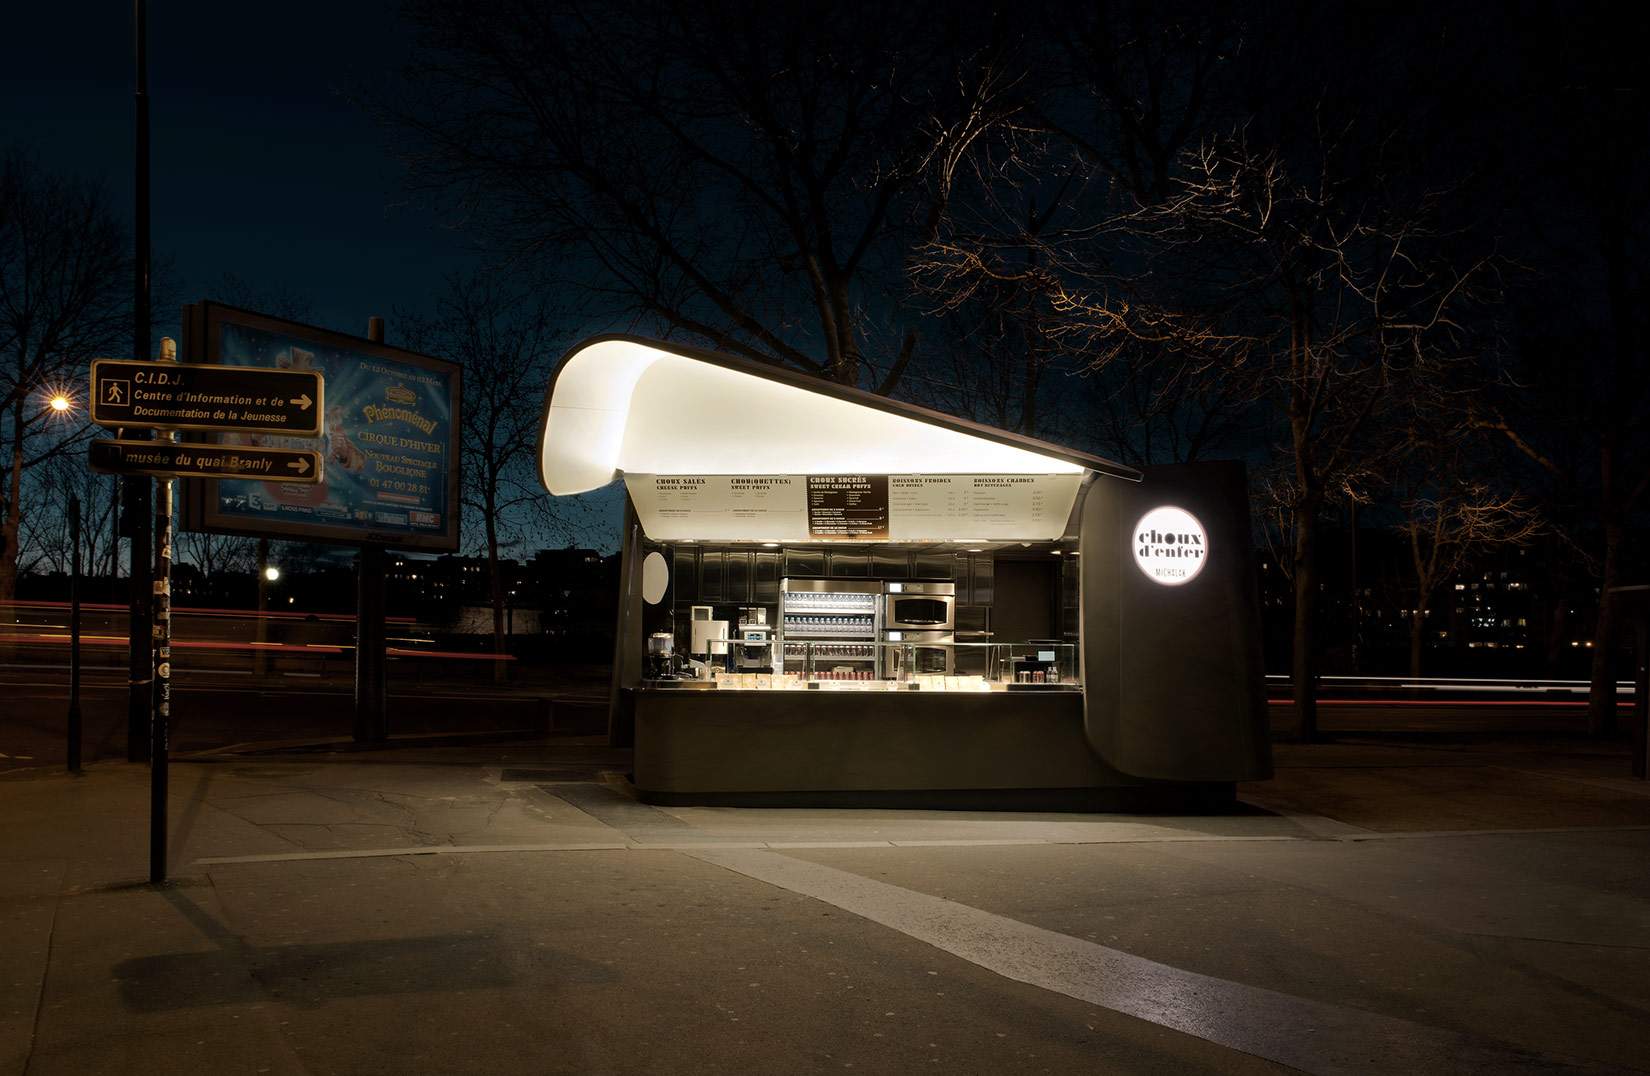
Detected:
[
  {"left": 1291, "top": 505, "right": 1320, "bottom": 742},
  {"left": 826, "top": 275, "right": 857, "bottom": 386},
  {"left": 1587, "top": 518, "right": 1624, "bottom": 737},
  {"left": 486, "top": 504, "right": 507, "bottom": 684},
  {"left": 1409, "top": 611, "right": 1426, "bottom": 679},
  {"left": 0, "top": 408, "right": 22, "bottom": 602}
]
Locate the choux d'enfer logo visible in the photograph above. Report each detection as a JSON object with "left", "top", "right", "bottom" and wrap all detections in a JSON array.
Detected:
[{"left": 1132, "top": 505, "right": 1208, "bottom": 586}]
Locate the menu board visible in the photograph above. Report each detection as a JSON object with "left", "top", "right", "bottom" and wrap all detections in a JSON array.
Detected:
[
  {"left": 887, "top": 474, "right": 1081, "bottom": 541},
  {"left": 626, "top": 472, "right": 1082, "bottom": 543},
  {"left": 806, "top": 476, "right": 889, "bottom": 538},
  {"left": 625, "top": 475, "right": 805, "bottom": 541}
]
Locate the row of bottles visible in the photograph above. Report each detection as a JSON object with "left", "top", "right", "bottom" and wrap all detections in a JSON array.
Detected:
[
  {"left": 784, "top": 615, "right": 874, "bottom": 634},
  {"left": 786, "top": 642, "right": 875, "bottom": 660}
]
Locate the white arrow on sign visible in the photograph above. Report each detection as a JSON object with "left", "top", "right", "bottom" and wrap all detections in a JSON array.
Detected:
[
  {"left": 287, "top": 457, "right": 311, "bottom": 474},
  {"left": 294, "top": 394, "right": 313, "bottom": 411}
]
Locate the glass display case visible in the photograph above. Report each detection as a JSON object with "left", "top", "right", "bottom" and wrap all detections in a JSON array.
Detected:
[
  {"left": 779, "top": 577, "right": 881, "bottom": 676},
  {"left": 644, "top": 640, "right": 1079, "bottom": 692}
]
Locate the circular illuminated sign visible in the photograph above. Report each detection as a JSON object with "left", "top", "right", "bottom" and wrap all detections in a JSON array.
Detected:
[{"left": 1132, "top": 506, "right": 1208, "bottom": 586}]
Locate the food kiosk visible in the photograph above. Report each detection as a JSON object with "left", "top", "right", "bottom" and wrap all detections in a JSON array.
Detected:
[{"left": 538, "top": 336, "right": 1271, "bottom": 808}]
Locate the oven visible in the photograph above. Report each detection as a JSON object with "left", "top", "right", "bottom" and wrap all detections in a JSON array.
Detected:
[
  {"left": 882, "top": 581, "right": 955, "bottom": 630},
  {"left": 884, "top": 630, "right": 955, "bottom": 676}
]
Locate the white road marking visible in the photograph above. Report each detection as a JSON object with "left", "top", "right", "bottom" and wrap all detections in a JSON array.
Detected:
[
  {"left": 1257, "top": 809, "right": 1376, "bottom": 839},
  {"left": 196, "top": 841, "right": 631, "bottom": 864},
  {"left": 186, "top": 819, "right": 1650, "bottom": 868},
  {"left": 687, "top": 848, "right": 1598, "bottom": 1075},
  {"left": 193, "top": 834, "right": 1309, "bottom": 865},
  {"left": 1335, "top": 824, "right": 1650, "bottom": 841}
]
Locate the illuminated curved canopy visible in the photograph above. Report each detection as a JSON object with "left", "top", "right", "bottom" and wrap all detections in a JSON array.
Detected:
[{"left": 538, "top": 336, "right": 1139, "bottom": 496}]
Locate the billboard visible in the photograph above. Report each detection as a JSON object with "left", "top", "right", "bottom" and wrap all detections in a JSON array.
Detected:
[{"left": 182, "top": 302, "right": 462, "bottom": 551}]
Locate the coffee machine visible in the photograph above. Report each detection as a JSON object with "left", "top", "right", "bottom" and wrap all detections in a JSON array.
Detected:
[{"left": 736, "top": 606, "right": 773, "bottom": 671}]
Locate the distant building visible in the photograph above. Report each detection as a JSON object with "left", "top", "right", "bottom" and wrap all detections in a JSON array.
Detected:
[
  {"left": 382, "top": 547, "right": 616, "bottom": 652},
  {"left": 527, "top": 547, "right": 619, "bottom": 651}
]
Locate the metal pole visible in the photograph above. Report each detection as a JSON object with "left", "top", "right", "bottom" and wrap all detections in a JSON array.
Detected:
[
  {"left": 355, "top": 316, "right": 389, "bottom": 744},
  {"left": 150, "top": 337, "right": 176, "bottom": 885},
  {"left": 1349, "top": 499, "right": 1360, "bottom": 675},
  {"left": 68, "top": 495, "right": 82, "bottom": 774},
  {"left": 127, "top": 0, "right": 154, "bottom": 763},
  {"left": 1634, "top": 612, "right": 1648, "bottom": 781}
]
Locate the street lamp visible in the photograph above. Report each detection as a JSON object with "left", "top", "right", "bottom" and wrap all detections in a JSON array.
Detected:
[
  {"left": 264, "top": 565, "right": 281, "bottom": 583},
  {"left": 43, "top": 385, "right": 78, "bottom": 419}
]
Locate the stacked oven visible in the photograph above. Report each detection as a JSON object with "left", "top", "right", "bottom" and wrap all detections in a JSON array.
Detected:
[{"left": 880, "top": 581, "right": 955, "bottom": 676}]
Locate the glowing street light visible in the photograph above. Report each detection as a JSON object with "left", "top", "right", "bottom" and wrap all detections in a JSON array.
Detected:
[
  {"left": 43, "top": 384, "right": 78, "bottom": 417},
  {"left": 264, "top": 565, "right": 281, "bottom": 583}
]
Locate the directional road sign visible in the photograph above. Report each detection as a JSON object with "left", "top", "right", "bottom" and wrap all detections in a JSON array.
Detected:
[
  {"left": 90, "top": 359, "right": 323, "bottom": 435},
  {"left": 89, "top": 439, "right": 323, "bottom": 483}
]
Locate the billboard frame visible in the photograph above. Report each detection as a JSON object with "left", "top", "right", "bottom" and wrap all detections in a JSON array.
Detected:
[{"left": 181, "top": 301, "right": 463, "bottom": 552}]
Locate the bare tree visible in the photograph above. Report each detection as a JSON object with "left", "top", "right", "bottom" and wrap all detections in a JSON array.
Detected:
[
  {"left": 1392, "top": 423, "right": 1542, "bottom": 677},
  {"left": 1470, "top": 47, "right": 1649, "bottom": 734},
  {"left": 21, "top": 449, "right": 121, "bottom": 579},
  {"left": 926, "top": 122, "right": 1494, "bottom": 737},
  {"left": 0, "top": 151, "right": 129, "bottom": 599},
  {"left": 907, "top": 4, "right": 1241, "bottom": 444},
  {"left": 176, "top": 529, "right": 257, "bottom": 580},
  {"left": 1135, "top": 131, "right": 1495, "bottom": 738},
  {"left": 385, "top": 0, "right": 1016, "bottom": 390},
  {"left": 401, "top": 272, "right": 570, "bottom": 666}
]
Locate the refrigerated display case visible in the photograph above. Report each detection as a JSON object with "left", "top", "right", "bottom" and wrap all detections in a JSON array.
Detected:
[{"left": 779, "top": 578, "right": 880, "bottom": 679}]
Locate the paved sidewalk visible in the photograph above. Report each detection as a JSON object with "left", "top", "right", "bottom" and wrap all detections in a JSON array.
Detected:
[{"left": 3, "top": 736, "right": 1647, "bottom": 1074}]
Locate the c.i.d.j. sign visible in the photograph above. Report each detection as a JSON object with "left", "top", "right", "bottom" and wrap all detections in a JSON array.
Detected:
[{"left": 90, "top": 358, "right": 323, "bottom": 436}]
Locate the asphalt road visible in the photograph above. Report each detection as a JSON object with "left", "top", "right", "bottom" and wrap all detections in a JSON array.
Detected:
[
  {"left": 0, "top": 669, "right": 606, "bottom": 770},
  {"left": 2, "top": 661, "right": 1633, "bottom": 772}
]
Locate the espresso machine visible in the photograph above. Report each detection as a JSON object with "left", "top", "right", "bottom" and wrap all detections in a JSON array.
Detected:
[{"left": 736, "top": 606, "right": 773, "bottom": 671}]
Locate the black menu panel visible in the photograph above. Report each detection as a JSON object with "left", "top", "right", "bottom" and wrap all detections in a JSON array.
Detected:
[{"left": 806, "top": 476, "right": 890, "bottom": 539}]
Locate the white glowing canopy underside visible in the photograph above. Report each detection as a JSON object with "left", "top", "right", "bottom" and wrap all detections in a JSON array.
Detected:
[{"left": 540, "top": 339, "right": 1087, "bottom": 495}]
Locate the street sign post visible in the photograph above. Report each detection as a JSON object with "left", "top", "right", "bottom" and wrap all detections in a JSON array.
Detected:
[
  {"left": 85, "top": 343, "right": 326, "bottom": 885},
  {"left": 90, "top": 358, "right": 323, "bottom": 436},
  {"left": 89, "top": 439, "right": 323, "bottom": 483}
]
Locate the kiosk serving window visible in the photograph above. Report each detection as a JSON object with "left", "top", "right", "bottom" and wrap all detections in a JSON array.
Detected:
[
  {"left": 643, "top": 540, "right": 1081, "bottom": 693},
  {"left": 535, "top": 336, "right": 1140, "bottom": 698}
]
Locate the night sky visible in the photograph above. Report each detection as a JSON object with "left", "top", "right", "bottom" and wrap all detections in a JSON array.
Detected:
[
  {"left": 5, "top": 3, "right": 472, "bottom": 353},
  {"left": 4, "top": 1, "right": 625, "bottom": 549}
]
